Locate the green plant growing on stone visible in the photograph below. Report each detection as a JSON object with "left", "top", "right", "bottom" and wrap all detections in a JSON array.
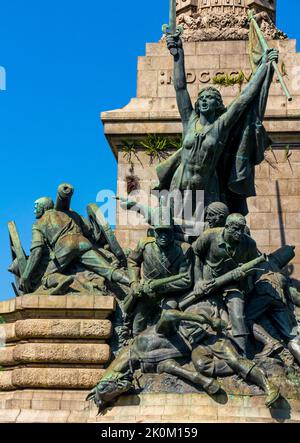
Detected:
[
  {"left": 269, "top": 144, "right": 278, "bottom": 163},
  {"left": 263, "top": 145, "right": 278, "bottom": 170},
  {"left": 122, "top": 135, "right": 182, "bottom": 176},
  {"left": 140, "top": 134, "right": 183, "bottom": 164},
  {"left": 140, "top": 134, "right": 170, "bottom": 164},
  {"left": 169, "top": 135, "right": 183, "bottom": 150},
  {"left": 121, "top": 140, "right": 143, "bottom": 167},
  {"left": 121, "top": 140, "right": 142, "bottom": 193},
  {"left": 213, "top": 72, "right": 245, "bottom": 91},
  {"left": 281, "top": 61, "right": 288, "bottom": 78}
]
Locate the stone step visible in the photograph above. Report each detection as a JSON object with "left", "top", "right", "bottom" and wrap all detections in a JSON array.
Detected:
[
  {"left": 0, "top": 368, "right": 105, "bottom": 390},
  {"left": 0, "top": 343, "right": 110, "bottom": 366},
  {"left": 0, "top": 392, "right": 298, "bottom": 423},
  {"left": 2, "top": 319, "right": 112, "bottom": 342},
  {"left": 0, "top": 409, "right": 298, "bottom": 423},
  {"left": 0, "top": 294, "right": 115, "bottom": 321}
]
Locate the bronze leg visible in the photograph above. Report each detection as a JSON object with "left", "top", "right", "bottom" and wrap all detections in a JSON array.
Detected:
[{"left": 157, "top": 359, "right": 220, "bottom": 395}]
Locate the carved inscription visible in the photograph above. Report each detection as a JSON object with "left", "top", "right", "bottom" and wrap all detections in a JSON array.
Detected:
[{"left": 159, "top": 69, "right": 253, "bottom": 85}]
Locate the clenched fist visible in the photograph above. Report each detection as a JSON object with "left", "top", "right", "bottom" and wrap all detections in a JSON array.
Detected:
[
  {"left": 166, "top": 34, "right": 182, "bottom": 56},
  {"left": 262, "top": 48, "right": 279, "bottom": 65}
]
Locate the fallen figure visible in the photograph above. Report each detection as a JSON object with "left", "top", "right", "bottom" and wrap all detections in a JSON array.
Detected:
[{"left": 87, "top": 308, "right": 280, "bottom": 413}]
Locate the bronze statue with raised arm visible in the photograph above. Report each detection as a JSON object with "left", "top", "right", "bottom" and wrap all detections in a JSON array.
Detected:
[{"left": 154, "top": 30, "right": 278, "bottom": 215}]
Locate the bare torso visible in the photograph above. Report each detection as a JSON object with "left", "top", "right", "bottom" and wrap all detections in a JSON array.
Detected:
[{"left": 170, "top": 112, "right": 226, "bottom": 205}]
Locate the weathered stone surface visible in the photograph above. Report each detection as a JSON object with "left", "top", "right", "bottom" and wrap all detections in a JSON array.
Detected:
[
  {"left": 0, "top": 295, "right": 115, "bottom": 321},
  {"left": 67, "top": 410, "right": 91, "bottom": 423},
  {"left": 1, "top": 323, "right": 16, "bottom": 342},
  {"left": 0, "top": 299, "right": 16, "bottom": 315},
  {"left": 250, "top": 229, "right": 271, "bottom": 247},
  {"left": 5, "top": 398, "right": 32, "bottom": 410},
  {"left": 270, "top": 229, "right": 300, "bottom": 246},
  {"left": 0, "top": 409, "right": 21, "bottom": 423},
  {"left": 30, "top": 399, "right": 62, "bottom": 411},
  {"left": 0, "top": 371, "right": 14, "bottom": 391},
  {"left": 11, "top": 368, "right": 105, "bottom": 390},
  {"left": 2, "top": 343, "right": 110, "bottom": 365},
  {"left": 0, "top": 346, "right": 14, "bottom": 366},
  {"left": 14, "top": 319, "right": 112, "bottom": 340},
  {"left": 286, "top": 213, "right": 300, "bottom": 229},
  {"left": 16, "top": 409, "right": 70, "bottom": 423},
  {"left": 32, "top": 390, "right": 63, "bottom": 401},
  {"left": 88, "top": 393, "right": 300, "bottom": 423},
  {"left": 175, "top": 0, "right": 282, "bottom": 42},
  {"left": 249, "top": 212, "right": 286, "bottom": 230},
  {"left": 0, "top": 390, "right": 298, "bottom": 423}
]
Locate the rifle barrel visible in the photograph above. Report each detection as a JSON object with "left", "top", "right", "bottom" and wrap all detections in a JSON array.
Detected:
[{"left": 179, "top": 255, "right": 266, "bottom": 310}]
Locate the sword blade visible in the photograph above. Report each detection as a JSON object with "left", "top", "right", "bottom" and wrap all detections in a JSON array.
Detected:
[{"left": 169, "top": 0, "right": 177, "bottom": 34}]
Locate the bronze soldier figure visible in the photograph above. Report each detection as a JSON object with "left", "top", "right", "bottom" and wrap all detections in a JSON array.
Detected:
[
  {"left": 193, "top": 213, "right": 260, "bottom": 355},
  {"left": 127, "top": 206, "right": 194, "bottom": 336},
  {"left": 182, "top": 301, "right": 280, "bottom": 408},
  {"left": 246, "top": 245, "right": 300, "bottom": 365},
  {"left": 20, "top": 194, "right": 130, "bottom": 293},
  {"left": 204, "top": 202, "right": 230, "bottom": 230},
  {"left": 88, "top": 306, "right": 280, "bottom": 413}
]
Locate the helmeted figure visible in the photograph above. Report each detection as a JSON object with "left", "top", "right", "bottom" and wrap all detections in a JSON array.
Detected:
[{"left": 127, "top": 201, "right": 194, "bottom": 336}]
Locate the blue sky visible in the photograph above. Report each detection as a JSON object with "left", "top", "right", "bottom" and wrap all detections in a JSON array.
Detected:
[{"left": 0, "top": 0, "right": 299, "bottom": 300}]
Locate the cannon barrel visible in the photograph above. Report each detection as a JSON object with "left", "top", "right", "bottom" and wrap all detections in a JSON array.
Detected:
[{"left": 55, "top": 183, "right": 74, "bottom": 211}]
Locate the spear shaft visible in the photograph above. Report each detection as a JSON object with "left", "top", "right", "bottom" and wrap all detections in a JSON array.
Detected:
[
  {"left": 162, "top": 0, "right": 183, "bottom": 56},
  {"left": 169, "top": 0, "right": 177, "bottom": 35}
]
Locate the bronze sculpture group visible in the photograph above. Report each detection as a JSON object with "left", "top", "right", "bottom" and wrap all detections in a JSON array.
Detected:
[{"left": 7, "top": 4, "right": 300, "bottom": 414}]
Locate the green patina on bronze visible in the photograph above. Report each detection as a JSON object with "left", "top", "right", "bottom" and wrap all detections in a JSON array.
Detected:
[
  {"left": 153, "top": 14, "right": 290, "bottom": 216},
  {"left": 85, "top": 6, "right": 300, "bottom": 412},
  {"left": 8, "top": 183, "right": 130, "bottom": 296}
]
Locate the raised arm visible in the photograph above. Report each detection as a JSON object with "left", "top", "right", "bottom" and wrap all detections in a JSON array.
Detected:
[
  {"left": 221, "top": 48, "right": 278, "bottom": 131},
  {"left": 166, "top": 35, "right": 193, "bottom": 135},
  {"left": 117, "top": 196, "right": 153, "bottom": 225}
]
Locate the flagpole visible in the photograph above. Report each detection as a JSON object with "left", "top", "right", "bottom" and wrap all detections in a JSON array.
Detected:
[{"left": 248, "top": 10, "right": 292, "bottom": 102}]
